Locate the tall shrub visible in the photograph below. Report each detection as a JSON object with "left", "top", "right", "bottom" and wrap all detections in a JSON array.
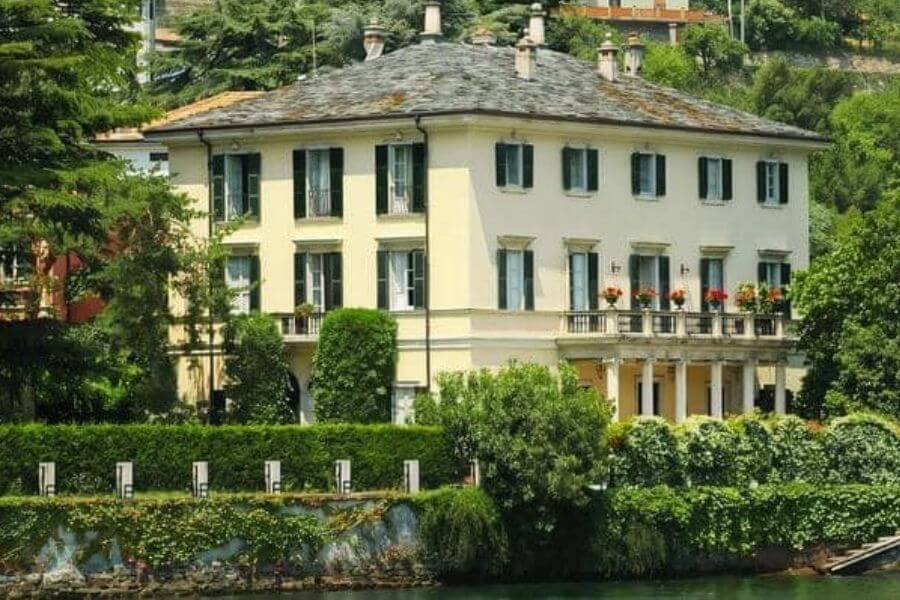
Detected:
[
  {"left": 678, "top": 418, "right": 740, "bottom": 486},
  {"left": 769, "top": 415, "right": 826, "bottom": 483},
  {"left": 223, "top": 314, "right": 293, "bottom": 424},
  {"left": 609, "top": 418, "right": 682, "bottom": 487},
  {"left": 728, "top": 415, "right": 774, "bottom": 485},
  {"left": 312, "top": 309, "right": 397, "bottom": 423},
  {"left": 824, "top": 414, "right": 900, "bottom": 485}
]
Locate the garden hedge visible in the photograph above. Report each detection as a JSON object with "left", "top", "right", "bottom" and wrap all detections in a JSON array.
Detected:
[
  {"left": 609, "top": 413, "right": 900, "bottom": 488},
  {"left": 0, "top": 424, "right": 465, "bottom": 495}
]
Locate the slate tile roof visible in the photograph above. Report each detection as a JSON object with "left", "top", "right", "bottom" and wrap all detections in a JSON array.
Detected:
[{"left": 146, "top": 42, "right": 825, "bottom": 142}]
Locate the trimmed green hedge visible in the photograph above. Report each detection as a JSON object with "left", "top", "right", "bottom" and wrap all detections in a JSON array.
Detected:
[
  {"left": 0, "top": 424, "right": 465, "bottom": 495},
  {"left": 590, "top": 483, "right": 900, "bottom": 576},
  {"left": 609, "top": 413, "right": 900, "bottom": 488}
]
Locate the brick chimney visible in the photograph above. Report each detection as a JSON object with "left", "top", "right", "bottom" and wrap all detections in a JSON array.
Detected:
[
  {"left": 364, "top": 21, "right": 386, "bottom": 61},
  {"left": 528, "top": 3, "right": 546, "bottom": 46},
  {"left": 515, "top": 34, "right": 537, "bottom": 80},
  {"left": 625, "top": 32, "right": 644, "bottom": 76},
  {"left": 597, "top": 33, "right": 618, "bottom": 82},
  {"left": 421, "top": 1, "right": 442, "bottom": 44}
]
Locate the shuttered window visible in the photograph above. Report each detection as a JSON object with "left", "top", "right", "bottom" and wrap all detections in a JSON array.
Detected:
[
  {"left": 376, "top": 143, "right": 425, "bottom": 215},
  {"left": 378, "top": 250, "right": 425, "bottom": 310},
  {"left": 495, "top": 142, "right": 534, "bottom": 189},
  {"left": 631, "top": 152, "right": 665, "bottom": 198},
  {"left": 757, "top": 161, "right": 789, "bottom": 205},
  {"left": 225, "top": 255, "right": 259, "bottom": 314},
  {"left": 562, "top": 147, "right": 599, "bottom": 192},
  {"left": 498, "top": 249, "right": 535, "bottom": 311},
  {"left": 213, "top": 153, "right": 261, "bottom": 221},
  {"left": 698, "top": 157, "right": 733, "bottom": 201}
]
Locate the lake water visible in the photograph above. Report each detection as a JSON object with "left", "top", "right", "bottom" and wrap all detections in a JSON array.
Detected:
[{"left": 212, "top": 572, "right": 900, "bottom": 599}]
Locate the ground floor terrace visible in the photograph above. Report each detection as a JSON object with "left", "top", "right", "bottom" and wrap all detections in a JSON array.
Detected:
[{"left": 172, "top": 309, "right": 800, "bottom": 424}]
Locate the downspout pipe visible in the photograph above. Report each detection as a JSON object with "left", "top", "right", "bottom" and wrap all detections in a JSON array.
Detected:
[
  {"left": 415, "top": 115, "right": 432, "bottom": 393},
  {"left": 198, "top": 131, "right": 215, "bottom": 418}
]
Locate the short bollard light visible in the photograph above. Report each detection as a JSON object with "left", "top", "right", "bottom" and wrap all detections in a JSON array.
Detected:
[
  {"left": 116, "top": 461, "right": 134, "bottom": 500},
  {"left": 403, "top": 460, "right": 420, "bottom": 494},
  {"left": 335, "top": 459, "right": 351, "bottom": 495},
  {"left": 192, "top": 461, "right": 209, "bottom": 498},
  {"left": 264, "top": 460, "right": 282, "bottom": 494},
  {"left": 38, "top": 462, "right": 56, "bottom": 497}
]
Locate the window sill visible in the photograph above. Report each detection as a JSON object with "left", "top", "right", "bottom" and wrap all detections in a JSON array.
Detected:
[
  {"left": 633, "top": 194, "right": 659, "bottom": 202},
  {"left": 377, "top": 212, "right": 424, "bottom": 221},
  {"left": 498, "top": 186, "right": 528, "bottom": 195},
  {"left": 388, "top": 308, "right": 425, "bottom": 315},
  {"left": 700, "top": 199, "right": 729, "bottom": 206},
  {"left": 760, "top": 203, "right": 785, "bottom": 210},
  {"left": 297, "top": 216, "right": 342, "bottom": 223},
  {"left": 215, "top": 218, "right": 259, "bottom": 227},
  {"left": 565, "top": 190, "right": 595, "bottom": 198}
]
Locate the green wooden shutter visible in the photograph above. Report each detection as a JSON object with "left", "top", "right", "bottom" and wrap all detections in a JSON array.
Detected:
[
  {"left": 329, "top": 148, "right": 343, "bottom": 217},
  {"left": 588, "top": 252, "right": 599, "bottom": 310},
  {"left": 294, "top": 252, "right": 307, "bottom": 307},
  {"left": 495, "top": 143, "right": 507, "bottom": 187},
  {"left": 562, "top": 147, "right": 572, "bottom": 191},
  {"left": 375, "top": 145, "right": 388, "bottom": 214},
  {"left": 412, "top": 142, "right": 426, "bottom": 213},
  {"left": 249, "top": 255, "right": 260, "bottom": 312},
  {"left": 244, "top": 153, "right": 261, "bottom": 218},
  {"left": 497, "top": 249, "right": 507, "bottom": 309},
  {"left": 629, "top": 254, "right": 640, "bottom": 309},
  {"left": 292, "top": 150, "right": 306, "bottom": 219},
  {"left": 523, "top": 250, "right": 534, "bottom": 310},
  {"left": 658, "top": 256, "right": 670, "bottom": 310},
  {"left": 412, "top": 250, "right": 425, "bottom": 309},
  {"left": 655, "top": 154, "right": 666, "bottom": 196},
  {"left": 700, "top": 258, "right": 710, "bottom": 312},
  {"left": 323, "top": 252, "right": 342, "bottom": 310},
  {"left": 212, "top": 155, "right": 225, "bottom": 221},
  {"left": 377, "top": 250, "right": 388, "bottom": 309},
  {"left": 781, "top": 263, "right": 791, "bottom": 317},
  {"left": 630, "top": 152, "right": 640, "bottom": 195},
  {"left": 758, "top": 262, "right": 768, "bottom": 284},
  {"left": 756, "top": 161, "right": 767, "bottom": 203},
  {"left": 698, "top": 156, "right": 708, "bottom": 199},
  {"left": 587, "top": 149, "right": 599, "bottom": 192},
  {"left": 722, "top": 158, "right": 733, "bottom": 200},
  {"left": 779, "top": 162, "right": 789, "bottom": 204},
  {"left": 567, "top": 253, "right": 575, "bottom": 310},
  {"left": 522, "top": 144, "right": 534, "bottom": 189}
]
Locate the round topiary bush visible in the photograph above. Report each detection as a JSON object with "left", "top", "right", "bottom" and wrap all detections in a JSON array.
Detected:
[
  {"left": 311, "top": 308, "right": 397, "bottom": 423},
  {"left": 728, "top": 415, "right": 774, "bottom": 485},
  {"left": 824, "top": 414, "right": 900, "bottom": 485},
  {"left": 769, "top": 415, "right": 826, "bottom": 483},
  {"left": 609, "top": 418, "right": 682, "bottom": 487},
  {"left": 678, "top": 417, "right": 740, "bottom": 486}
]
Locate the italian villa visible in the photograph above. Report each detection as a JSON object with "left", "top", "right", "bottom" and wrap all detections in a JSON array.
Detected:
[{"left": 143, "top": 3, "right": 827, "bottom": 424}]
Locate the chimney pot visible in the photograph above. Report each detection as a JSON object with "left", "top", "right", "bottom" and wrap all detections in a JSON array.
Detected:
[
  {"left": 528, "top": 3, "right": 546, "bottom": 46},
  {"left": 597, "top": 33, "right": 618, "bottom": 82},
  {"left": 364, "top": 21, "right": 387, "bottom": 61},
  {"left": 515, "top": 35, "right": 537, "bottom": 80},
  {"left": 625, "top": 31, "right": 644, "bottom": 76},
  {"left": 421, "top": 1, "right": 443, "bottom": 43}
]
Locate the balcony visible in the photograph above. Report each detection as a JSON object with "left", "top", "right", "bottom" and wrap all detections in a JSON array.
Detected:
[
  {"left": 562, "top": 309, "right": 791, "bottom": 341},
  {"left": 275, "top": 312, "right": 325, "bottom": 340},
  {"left": 557, "top": 4, "right": 726, "bottom": 25}
]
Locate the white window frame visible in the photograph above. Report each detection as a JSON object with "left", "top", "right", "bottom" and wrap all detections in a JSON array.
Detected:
[
  {"left": 306, "top": 148, "right": 331, "bottom": 217},
  {"left": 504, "top": 249, "right": 526, "bottom": 311},
  {"left": 636, "top": 152, "right": 656, "bottom": 198},
  {"left": 392, "top": 383, "right": 420, "bottom": 425},
  {"left": 569, "top": 251, "right": 589, "bottom": 311},
  {"left": 568, "top": 147, "right": 589, "bottom": 193},
  {"left": 637, "top": 254, "right": 661, "bottom": 310},
  {"left": 307, "top": 253, "right": 325, "bottom": 311},
  {"left": 388, "top": 144, "right": 414, "bottom": 214},
  {"left": 764, "top": 161, "right": 780, "bottom": 205},
  {"left": 703, "top": 156, "right": 725, "bottom": 201},
  {"left": 387, "top": 250, "right": 415, "bottom": 312},
  {"left": 502, "top": 142, "right": 525, "bottom": 189},
  {"left": 225, "top": 255, "right": 252, "bottom": 315}
]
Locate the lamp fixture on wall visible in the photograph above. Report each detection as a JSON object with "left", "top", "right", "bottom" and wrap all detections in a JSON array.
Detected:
[
  {"left": 680, "top": 263, "right": 690, "bottom": 276},
  {"left": 610, "top": 261, "right": 622, "bottom": 274}
]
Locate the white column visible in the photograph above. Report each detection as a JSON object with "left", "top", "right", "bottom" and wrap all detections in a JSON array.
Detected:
[
  {"left": 641, "top": 358, "right": 655, "bottom": 416},
  {"left": 742, "top": 359, "right": 757, "bottom": 414},
  {"left": 675, "top": 360, "right": 687, "bottom": 423},
  {"left": 710, "top": 361, "right": 723, "bottom": 418},
  {"left": 605, "top": 358, "right": 620, "bottom": 421},
  {"left": 775, "top": 362, "right": 787, "bottom": 415}
]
